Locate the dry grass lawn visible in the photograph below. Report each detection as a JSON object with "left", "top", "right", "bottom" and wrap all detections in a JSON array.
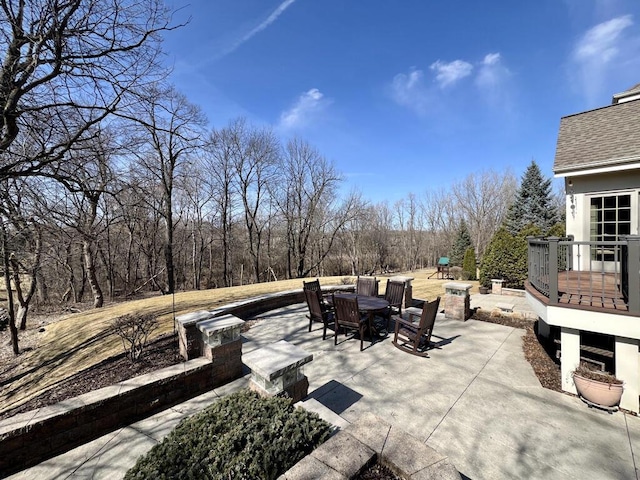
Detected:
[{"left": 0, "top": 270, "right": 476, "bottom": 414}]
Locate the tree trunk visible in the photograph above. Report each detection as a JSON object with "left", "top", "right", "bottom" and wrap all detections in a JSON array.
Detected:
[
  {"left": 83, "top": 238, "right": 104, "bottom": 308},
  {"left": 164, "top": 214, "right": 175, "bottom": 294},
  {"left": 2, "top": 221, "right": 18, "bottom": 354}
]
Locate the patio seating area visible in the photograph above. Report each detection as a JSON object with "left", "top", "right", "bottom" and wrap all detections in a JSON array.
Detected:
[{"left": 8, "top": 296, "right": 640, "bottom": 480}]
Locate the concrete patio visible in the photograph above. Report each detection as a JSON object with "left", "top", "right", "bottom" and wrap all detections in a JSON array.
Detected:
[{"left": 8, "top": 296, "right": 640, "bottom": 479}]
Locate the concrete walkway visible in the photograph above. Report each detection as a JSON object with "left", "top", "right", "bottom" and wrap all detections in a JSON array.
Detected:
[{"left": 9, "top": 296, "right": 640, "bottom": 480}]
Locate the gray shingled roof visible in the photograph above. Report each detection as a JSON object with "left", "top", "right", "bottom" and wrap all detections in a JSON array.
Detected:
[
  {"left": 612, "top": 82, "right": 640, "bottom": 103},
  {"left": 553, "top": 98, "right": 640, "bottom": 174}
]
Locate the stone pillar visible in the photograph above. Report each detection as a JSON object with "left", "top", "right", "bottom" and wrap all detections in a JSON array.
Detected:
[
  {"left": 390, "top": 275, "right": 415, "bottom": 308},
  {"left": 176, "top": 310, "right": 217, "bottom": 360},
  {"left": 243, "top": 340, "right": 313, "bottom": 403},
  {"left": 561, "top": 327, "right": 580, "bottom": 394},
  {"left": 197, "top": 314, "right": 245, "bottom": 386},
  {"left": 615, "top": 336, "right": 640, "bottom": 413},
  {"left": 491, "top": 279, "right": 504, "bottom": 295},
  {"left": 444, "top": 282, "right": 472, "bottom": 321}
]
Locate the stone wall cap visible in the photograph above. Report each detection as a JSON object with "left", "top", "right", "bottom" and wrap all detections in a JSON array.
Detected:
[
  {"left": 243, "top": 340, "right": 313, "bottom": 381},
  {"left": 443, "top": 282, "right": 472, "bottom": 291},
  {"left": 389, "top": 275, "right": 414, "bottom": 282},
  {"left": 197, "top": 314, "right": 244, "bottom": 335},
  {"left": 175, "top": 310, "right": 214, "bottom": 326}
]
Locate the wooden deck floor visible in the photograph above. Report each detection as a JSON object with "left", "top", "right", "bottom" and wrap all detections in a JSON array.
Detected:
[{"left": 527, "top": 271, "right": 629, "bottom": 314}]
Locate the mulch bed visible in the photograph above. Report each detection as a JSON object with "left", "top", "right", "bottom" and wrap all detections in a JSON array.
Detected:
[
  {"left": 0, "top": 334, "right": 183, "bottom": 421},
  {"left": 0, "top": 310, "right": 564, "bottom": 422},
  {"left": 354, "top": 462, "right": 403, "bottom": 480}
]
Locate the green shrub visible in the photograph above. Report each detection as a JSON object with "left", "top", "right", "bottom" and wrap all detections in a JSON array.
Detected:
[
  {"left": 449, "top": 266, "right": 463, "bottom": 280},
  {"left": 125, "top": 390, "right": 331, "bottom": 480},
  {"left": 462, "top": 247, "right": 477, "bottom": 280},
  {"left": 480, "top": 225, "right": 541, "bottom": 289}
]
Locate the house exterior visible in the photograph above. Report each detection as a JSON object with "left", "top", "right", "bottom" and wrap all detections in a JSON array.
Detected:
[{"left": 526, "top": 83, "right": 640, "bottom": 413}]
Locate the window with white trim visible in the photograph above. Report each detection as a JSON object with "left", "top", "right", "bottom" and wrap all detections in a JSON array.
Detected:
[{"left": 589, "top": 194, "right": 631, "bottom": 261}]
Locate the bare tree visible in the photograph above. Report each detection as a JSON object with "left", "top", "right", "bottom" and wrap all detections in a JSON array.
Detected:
[
  {"left": 0, "top": 0, "right": 179, "bottom": 179},
  {"left": 451, "top": 169, "right": 517, "bottom": 257},
  {"left": 273, "top": 138, "right": 358, "bottom": 278},
  {"left": 203, "top": 127, "right": 238, "bottom": 287},
  {"left": 38, "top": 130, "right": 119, "bottom": 308},
  {"left": 226, "top": 118, "right": 279, "bottom": 283},
  {"left": 129, "top": 85, "right": 206, "bottom": 294},
  {"left": 0, "top": 178, "right": 43, "bottom": 330}
]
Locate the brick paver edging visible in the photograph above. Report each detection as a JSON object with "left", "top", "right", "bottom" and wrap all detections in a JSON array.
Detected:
[{"left": 280, "top": 412, "right": 461, "bottom": 479}]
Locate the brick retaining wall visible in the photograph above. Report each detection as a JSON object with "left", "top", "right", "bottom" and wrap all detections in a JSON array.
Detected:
[{"left": 0, "top": 358, "right": 218, "bottom": 477}]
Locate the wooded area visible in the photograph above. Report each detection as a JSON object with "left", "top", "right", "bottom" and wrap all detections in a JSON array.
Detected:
[{"left": 0, "top": 1, "right": 559, "bottom": 353}]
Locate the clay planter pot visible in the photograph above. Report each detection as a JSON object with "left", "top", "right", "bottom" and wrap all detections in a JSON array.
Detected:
[
  {"left": 478, "top": 287, "right": 489, "bottom": 295},
  {"left": 573, "top": 373, "right": 623, "bottom": 409}
]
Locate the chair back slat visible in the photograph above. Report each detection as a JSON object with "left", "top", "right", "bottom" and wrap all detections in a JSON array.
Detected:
[
  {"left": 356, "top": 276, "right": 377, "bottom": 297},
  {"left": 303, "top": 279, "right": 321, "bottom": 292},
  {"left": 417, "top": 296, "right": 440, "bottom": 341},
  {"left": 333, "top": 295, "right": 361, "bottom": 328},
  {"left": 304, "top": 288, "right": 324, "bottom": 321},
  {"left": 385, "top": 280, "right": 404, "bottom": 308}
]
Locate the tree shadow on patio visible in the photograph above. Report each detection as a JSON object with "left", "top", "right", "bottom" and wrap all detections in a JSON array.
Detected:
[{"left": 307, "top": 379, "right": 363, "bottom": 415}]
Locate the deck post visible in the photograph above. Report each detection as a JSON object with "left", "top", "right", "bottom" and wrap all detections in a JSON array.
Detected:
[
  {"left": 615, "top": 336, "right": 640, "bottom": 413},
  {"left": 625, "top": 236, "right": 640, "bottom": 316},
  {"left": 561, "top": 327, "right": 580, "bottom": 394},
  {"left": 548, "top": 237, "right": 560, "bottom": 305}
]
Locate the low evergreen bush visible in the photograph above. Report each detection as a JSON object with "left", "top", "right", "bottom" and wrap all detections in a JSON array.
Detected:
[{"left": 125, "top": 389, "right": 331, "bottom": 480}]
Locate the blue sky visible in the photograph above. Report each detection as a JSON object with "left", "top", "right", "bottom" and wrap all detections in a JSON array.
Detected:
[{"left": 162, "top": 0, "right": 640, "bottom": 203}]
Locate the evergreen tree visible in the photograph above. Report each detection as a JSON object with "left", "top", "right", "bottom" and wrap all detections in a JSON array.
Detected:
[
  {"left": 462, "top": 247, "right": 477, "bottom": 280},
  {"left": 505, "top": 160, "right": 560, "bottom": 234},
  {"left": 480, "top": 225, "right": 541, "bottom": 288},
  {"left": 449, "top": 220, "right": 472, "bottom": 266}
]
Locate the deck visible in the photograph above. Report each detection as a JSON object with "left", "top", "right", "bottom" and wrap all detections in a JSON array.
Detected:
[{"left": 526, "top": 271, "right": 630, "bottom": 315}]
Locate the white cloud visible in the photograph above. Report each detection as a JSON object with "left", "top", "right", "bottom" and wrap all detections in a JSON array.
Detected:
[
  {"left": 278, "top": 88, "right": 328, "bottom": 130},
  {"left": 475, "top": 53, "right": 512, "bottom": 109},
  {"left": 390, "top": 68, "right": 431, "bottom": 115},
  {"left": 476, "top": 53, "right": 510, "bottom": 90},
  {"left": 429, "top": 59, "right": 473, "bottom": 88},
  {"left": 574, "top": 15, "right": 632, "bottom": 62},
  {"left": 223, "top": 0, "right": 297, "bottom": 57},
  {"left": 571, "top": 15, "right": 635, "bottom": 103},
  {"left": 391, "top": 53, "right": 513, "bottom": 115}
]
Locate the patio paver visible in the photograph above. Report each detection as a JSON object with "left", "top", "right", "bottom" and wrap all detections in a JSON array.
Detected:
[{"left": 8, "top": 297, "right": 640, "bottom": 480}]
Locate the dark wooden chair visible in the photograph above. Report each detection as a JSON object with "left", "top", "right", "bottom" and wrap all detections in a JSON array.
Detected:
[
  {"left": 356, "top": 276, "right": 378, "bottom": 297},
  {"left": 392, "top": 297, "right": 440, "bottom": 357},
  {"left": 304, "top": 288, "right": 333, "bottom": 340},
  {"left": 332, "top": 294, "right": 372, "bottom": 351},
  {"left": 303, "top": 279, "right": 331, "bottom": 306},
  {"left": 381, "top": 280, "right": 405, "bottom": 329}
]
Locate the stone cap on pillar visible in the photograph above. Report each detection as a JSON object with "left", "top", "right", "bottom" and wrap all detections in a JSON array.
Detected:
[
  {"left": 243, "top": 340, "right": 313, "bottom": 382},
  {"left": 197, "top": 314, "right": 244, "bottom": 336},
  {"left": 443, "top": 282, "right": 472, "bottom": 294},
  {"left": 175, "top": 310, "right": 215, "bottom": 327}
]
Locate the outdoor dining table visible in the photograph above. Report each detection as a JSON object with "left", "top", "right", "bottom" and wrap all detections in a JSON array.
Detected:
[{"left": 329, "top": 293, "right": 390, "bottom": 335}]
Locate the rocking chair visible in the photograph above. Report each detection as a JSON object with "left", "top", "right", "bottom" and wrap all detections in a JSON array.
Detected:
[{"left": 392, "top": 297, "right": 440, "bottom": 357}]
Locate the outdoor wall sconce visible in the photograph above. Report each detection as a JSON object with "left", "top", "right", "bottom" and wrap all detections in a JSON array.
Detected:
[{"left": 567, "top": 178, "right": 576, "bottom": 219}]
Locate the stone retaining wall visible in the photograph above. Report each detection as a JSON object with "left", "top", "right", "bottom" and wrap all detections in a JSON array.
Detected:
[
  {"left": 0, "top": 358, "right": 217, "bottom": 477},
  {"left": 1, "top": 285, "right": 352, "bottom": 477}
]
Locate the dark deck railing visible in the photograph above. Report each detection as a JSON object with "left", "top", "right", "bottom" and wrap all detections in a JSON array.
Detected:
[{"left": 527, "top": 236, "right": 640, "bottom": 316}]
